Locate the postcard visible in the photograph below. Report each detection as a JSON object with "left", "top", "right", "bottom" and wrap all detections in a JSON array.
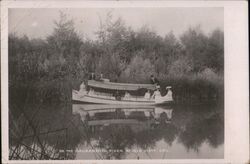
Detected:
[{"left": 1, "top": 1, "right": 249, "bottom": 163}]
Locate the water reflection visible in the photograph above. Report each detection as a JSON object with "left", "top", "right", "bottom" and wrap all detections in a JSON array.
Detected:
[{"left": 9, "top": 103, "right": 224, "bottom": 160}]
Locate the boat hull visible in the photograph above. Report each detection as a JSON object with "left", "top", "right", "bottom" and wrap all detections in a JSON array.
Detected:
[{"left": 72, "top": 90, "right": 173, "bottom": 105}]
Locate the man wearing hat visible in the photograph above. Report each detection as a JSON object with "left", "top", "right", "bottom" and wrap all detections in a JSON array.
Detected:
[{"left": 150, "top": 75, "right": 160, "bottom": 85}]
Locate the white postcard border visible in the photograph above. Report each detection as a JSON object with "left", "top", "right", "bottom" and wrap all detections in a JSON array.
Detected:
[{"left": 1, "top": 1, "right": 249, "bottom": 163}]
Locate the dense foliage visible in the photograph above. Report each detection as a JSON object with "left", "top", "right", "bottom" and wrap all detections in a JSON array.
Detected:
[{"left": 9, "top": 12, "right": 224, "bottom": 104}]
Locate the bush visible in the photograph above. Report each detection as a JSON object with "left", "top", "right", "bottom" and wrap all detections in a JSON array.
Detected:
[{"left": 119, "top": 55, "right": 155, "bottom": 83}]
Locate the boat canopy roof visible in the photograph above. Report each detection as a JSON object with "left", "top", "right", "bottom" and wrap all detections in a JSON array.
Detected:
[{"left": 88, "top": 80, "right": 156, "bottom": 91}]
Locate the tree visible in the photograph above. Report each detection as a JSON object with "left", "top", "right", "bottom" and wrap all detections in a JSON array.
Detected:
[
  {"left": 205, "top": 29, "right": 224, "bottom": 72},
  {"left": 167, "top": 56, "right": 193, "bottom": 78},
  {"left": 46, "top": 11, "right": 82, "bottom": 77},
  {"left": 180, "top": 26, "right": 209, "bottom": 72},
  {"left": 120, "top": 54, "right": 155, "bottom": 83},
  {"left": 163, "top": 31, "right": 182, "bottom": 63},
  {"left": 96, "top": 13, "right": 132, "bottom": 63},
  {"left": 133, "top": 26, "right": 163, "bottom": 62},
  {"left": 155, "top": 31, "right": 182, "bottom": 76},
  {"left": 96, "top": 52, "right": 124, "bottom": 81}
]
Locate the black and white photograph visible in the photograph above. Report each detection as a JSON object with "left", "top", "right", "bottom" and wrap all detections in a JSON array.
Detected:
[{"left": 1, "top": 1, "right": 249, "bottom": 163}]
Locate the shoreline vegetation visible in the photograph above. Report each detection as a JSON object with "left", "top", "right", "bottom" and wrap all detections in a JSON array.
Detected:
[{"left": 9, "top": 12, "right": 224, "bottom": 105}]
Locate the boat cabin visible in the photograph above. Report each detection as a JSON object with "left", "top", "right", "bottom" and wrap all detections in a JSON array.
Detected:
[
  {"left": 72, "top": 79, "right": 173, "bottom": 105},
  {"left": 85, "top": 80, "right": 156, "bottom": 101}
]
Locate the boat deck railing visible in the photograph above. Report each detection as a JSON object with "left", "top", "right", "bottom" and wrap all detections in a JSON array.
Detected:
[{"left": 88, "top": 90, "right": 154, "bottom": 101}]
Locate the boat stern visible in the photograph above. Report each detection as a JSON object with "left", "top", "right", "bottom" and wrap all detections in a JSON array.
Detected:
[{"left": 155, "top": 92, "right": 173, "bottom": 105}]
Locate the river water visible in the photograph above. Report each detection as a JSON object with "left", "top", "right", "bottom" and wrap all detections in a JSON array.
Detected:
[{"left": 9, "top": 103, "right": 224, "bottom": 160}]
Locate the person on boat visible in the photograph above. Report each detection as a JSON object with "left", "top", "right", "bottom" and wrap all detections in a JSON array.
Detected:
[
  {"left": 144, "top": 90, "right": 151, "bottom": 99},
  {"left": 85, "top": 112, "right": 90, "bottom": 122},
  {"left": 152, "top": 86, "right": 161, "bottom": 99},
  {"left": 80, "top": 82, "right": 85, "bottom": 90},
  {"left": 100, "top": 73, "right": 104, "bottom": 81},
  {"left": 89, "top": 72, "right": 96, "bottom": 80},
  {"left": 88, "top": 88, "right": 95, "bottom": 95},
  {"left": 79, "top": 82, "right": 87, "bottom": 96},
  {"left": 114, "top": 90, "right": 121, "bottom": 100},
  {"left": 150, "top": 75, "right": 159, "bottom": 85},
  {"left": 166, "top": 86, "right": 172, "bottom": 97},
  {"left": 124, "top": 91, "right": 131, "bottom": 99}
]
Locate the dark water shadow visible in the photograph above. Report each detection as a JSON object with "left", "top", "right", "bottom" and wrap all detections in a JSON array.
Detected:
[{"left": 9, "top": 103, "right": 224, "bottom": 160}]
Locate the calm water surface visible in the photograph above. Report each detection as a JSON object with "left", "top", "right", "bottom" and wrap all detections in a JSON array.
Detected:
[{"left": 9, "top": 103, "right": 224, "bottom": 160}]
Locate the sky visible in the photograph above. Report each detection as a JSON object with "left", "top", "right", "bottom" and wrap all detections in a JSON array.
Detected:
[{"left": 9, "top": 8, "right": 223, "bottom": 40}]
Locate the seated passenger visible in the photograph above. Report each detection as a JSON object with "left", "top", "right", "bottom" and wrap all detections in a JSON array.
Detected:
[
  {"left": 88, "top": 88, "right": 95, "bottom": 95},
  {"left": 144, "top": 90, "right": 151, "bottom": 99},
  {"left": 166, "top": 86, "right": 172, "bottom": 97},
  {"left": 114, "top": 90, "right": 121, "bottom": 100},
  {"left": 124, "top": 92, "right": 131, "bottom": 99},
  {"left": 152, "top": 88, "right": 161, "bottom": 99},
  {"left": 79, "top": 82, "right": 87, "bottom": 96},
  {"left": 100, "top": 73, "right": 104, "bottom": 80},
  {"left": 80, "top": 82, "right": 86, "bottom": 91}
]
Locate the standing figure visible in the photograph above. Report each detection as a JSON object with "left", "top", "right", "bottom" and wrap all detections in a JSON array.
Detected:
[
  {"left": 150, "top": 75, "right": 160, "bottom": 85},
  {"left": 89, "top": 72, "right": 96, "bottom": 80}
]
